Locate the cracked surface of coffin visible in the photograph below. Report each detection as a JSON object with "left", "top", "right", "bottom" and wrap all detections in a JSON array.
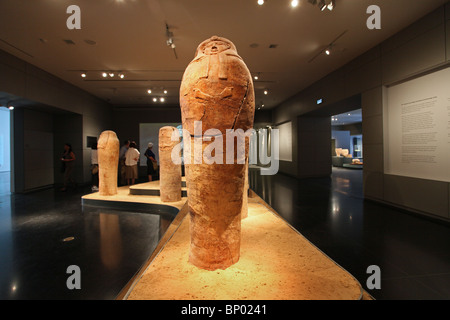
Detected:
[
  {"left": 180, "top": 36, "right": 255, "bottom": 271},
  {"left": 159, "top": 126, "right": 182, "bottom": 202},
  {"left": 98, "top": 130, "right": 120, "bottom": 196}
]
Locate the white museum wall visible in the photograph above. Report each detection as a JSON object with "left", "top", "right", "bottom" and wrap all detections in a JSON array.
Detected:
[
  {"left": 0, "top": 108, "right": 11, "bottom": 172},
  {"left": 139, "top": 123, "right": 180, "bottom": 166},
  {"left": 276, "top": 121, "right": 293, "bottom": 162}
]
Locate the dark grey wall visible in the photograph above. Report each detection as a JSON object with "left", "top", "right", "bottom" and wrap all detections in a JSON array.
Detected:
[
  {"left": 0, "top": 48, "right": 113, "bottom": 191},
  {"left": 270, "top": 3, "right": 450, "bottom": 221},
  {"left": 298, "top": 116, "right": 331, "bottom": 178}
]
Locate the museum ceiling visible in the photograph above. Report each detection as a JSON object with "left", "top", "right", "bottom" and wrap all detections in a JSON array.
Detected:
[{"left": 0, "top": 0, "right": 447, "bottom": 109}]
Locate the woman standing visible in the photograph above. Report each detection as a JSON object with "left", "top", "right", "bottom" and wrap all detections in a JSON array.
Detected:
[
  {"left": 61, "top": 143, "right": 76, "bottom": 191},
  {"left": 145, "top": 142, "right": 157, "bottom": 181}
]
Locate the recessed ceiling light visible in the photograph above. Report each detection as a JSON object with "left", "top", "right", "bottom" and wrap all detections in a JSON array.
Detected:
[
  {"left": 119, "top": 73, "right": 125, "bottom": 79},
  {"left": 264, "top": 90, "right": 268, "bottom": 95},
  {"left": 327, "top": 0, "right": 335, "bottom": 11},
  {"left": 102, "top": 72, "right": 107, "bottom": 78},
  {"left": 257, "top": 0, "right": 264, "bottom": 5},
  {"left": 81, "top": 73, "right": 86, "bottom": 78},
  {"left": 147, "top": 89, "right": 152, "bottom": 94},
  {"left": 109, "top": 73, "right": 115, "bottom": 77},
  {"left": 84, "top": 39, "right": 97, "bottom": 45},
  {"left": 63, "top": 39, "right": 76, "bottom": 45},
  {"left": 254, "top": 75, "right": 259, "bottom": 80},
  {"left": 153, "top": 98, "right": 157, "bottom": 102},
  {"left": 160, "top": 98, "right": 165, "bottom": 102},
  {"left": 291, "top": 0, "right": 299, "bottom": 8},
  {"left": 164, "top": 90, "right": 168, "bottom": 94}
]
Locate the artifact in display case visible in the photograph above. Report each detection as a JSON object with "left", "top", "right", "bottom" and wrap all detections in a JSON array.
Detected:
[
  {"left": 180, "top": 36, "right": 255, "bottom": 271},
  {"left": 98, "top": 130, "right": 120, "bottom": 196},
  {"left": 159, "top": 126, "right": 182, "bottom": 202}
]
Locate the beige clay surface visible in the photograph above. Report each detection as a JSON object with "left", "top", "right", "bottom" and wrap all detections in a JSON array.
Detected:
[
  {"left": 126, "top": 199, "right": 363, "bottom": 300},
  {"left": 82, "top": 183, "right": 186, "bottom": 210}
]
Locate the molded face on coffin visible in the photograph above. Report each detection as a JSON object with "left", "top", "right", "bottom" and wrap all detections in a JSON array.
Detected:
[
  {"left": 98, "top": 130, "right": 118, "bottom": 149},
  {"left": 180, "top": 36, "right": 254, "bottom": 136},
  {"left": 201, "top": 40, "right": 231, "bottom": 55}
]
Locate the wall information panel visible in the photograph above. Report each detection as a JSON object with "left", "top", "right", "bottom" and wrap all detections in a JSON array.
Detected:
[{"left": 384, "top": 67, "right": 450, "bottom": 182}]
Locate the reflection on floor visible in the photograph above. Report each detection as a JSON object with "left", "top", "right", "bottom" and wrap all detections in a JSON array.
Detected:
[
  {"left": 0, "top": 186, "right": 176, "bottom": 300},
  {"left": 249, "top": 167, "right": 450, "bottom": 300}
]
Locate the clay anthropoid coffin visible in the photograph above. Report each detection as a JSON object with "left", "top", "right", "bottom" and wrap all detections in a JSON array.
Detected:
[
  {"left": 98, "top": 130, "right": 120, "bottom": 196},
  {"left": 159, "top": 126, "right": 182, "bottom": 202},
  {"left": 180, "top": 36, "right": 255, "bottom": 270}
]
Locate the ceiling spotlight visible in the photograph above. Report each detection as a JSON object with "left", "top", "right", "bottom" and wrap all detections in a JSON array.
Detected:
[
  {"left": 160, "top": 98, "right": 165, "bottom": 102},
  {"left": 81, "top": 73, "right": 87, "bottom": 78},
  {"left": 147, "top": 89, "right": 152, "bottom": 94},
  {"left": 8, "top": 106, "right": 14, "bottom": 110},
  {"left": 165, "top": 23, "right": 178, "bottom": 59},
  {"left": 264, "top": 90, "right": 268, "bottom": 95},
  {"left": 327, "top": 0, "right": 334, "bottom": 11},
  {"left": 325, "top": 49, "right": 331, "bottom": 55},
  {"left": 153, "top": 98, "right": 157, "bottom": 102},
  {"left": 254, "top": 75, "right": 259, "bottom": 80},
  {"left": 119, "top": 73, "right": 125, "bottom": 79},
  {"left": 102, "top": 72, "right": 108, "bottom": 78},
  {"left": 109, "top": 73, "right": 115, "bottom": 78},
  {"left": 257, "top": 0, "right": 264, "bottom": 5},
  {"left": 163, "top": 90, "right": 168, "bottom": 94},
  {"left": 319, "top": 0, "right": 327, "bottom": 11},
  {"left": 291, "top": 0, "right": 299, "bottom": 8}
]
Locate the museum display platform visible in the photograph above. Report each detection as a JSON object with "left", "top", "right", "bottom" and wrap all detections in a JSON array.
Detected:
[
  {"left": 129, "top": 177, "right": 187, "bottom": 196},
  {"left": 82, "top": 180, "right": 371, "bottom": 300}
]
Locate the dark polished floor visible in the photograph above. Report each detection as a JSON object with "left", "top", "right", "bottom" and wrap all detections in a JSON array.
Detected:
[
  {"left": 0, "top": 172, "right": 174, "bottom": 300},
  {"left": 1, "top": 169, "right": 450, "bottom": 300},
  {"left": 249, "top": 167, "right": 450, "bottom": 300}
]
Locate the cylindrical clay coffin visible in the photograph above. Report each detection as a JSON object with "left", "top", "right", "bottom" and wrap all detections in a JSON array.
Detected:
[
  {"left": 159, "top": 126, "right": 182, "bottom": 202},
  {"left": 180, "top": 36, "right": 255, "bottom": 271},
  {"left": 98, "top": 130, "right": 120, "bottom": 196}
]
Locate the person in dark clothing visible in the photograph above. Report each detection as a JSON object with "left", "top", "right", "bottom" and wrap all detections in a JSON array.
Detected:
[
  {"left": 61, "top": 143, "right": 76, "bottom": 191},
  {"left": 144, "top": 142, "right": 157, "bottom": 181}
]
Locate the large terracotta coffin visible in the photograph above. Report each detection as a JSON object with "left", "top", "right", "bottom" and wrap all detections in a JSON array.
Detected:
[
  {"left": 97, "top": 130, "right": 120, "bottom": 196},
  {"left": 159, "top": 126, "right": 182, "bottom": 202},
  {"left": 180, "top": 36, "right": 255, "bottom": 271}
]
